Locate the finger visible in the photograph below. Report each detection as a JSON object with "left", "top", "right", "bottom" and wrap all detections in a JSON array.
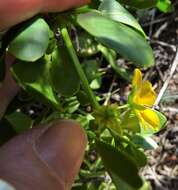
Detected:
[
  {"left": 0, "top": 0, "right": 40, "bottom": 31},
  {"left": 0, "top": 0, "right": 90, "bottom": 31},
  {"left": 0, "top": 55, "right": 20, "bottom": 119},
  {"left": 0, "top": 120, "right": 87, "bottom": 190},
  {"left": 42, "top": 0, "right": 90, "bottom": 12}
]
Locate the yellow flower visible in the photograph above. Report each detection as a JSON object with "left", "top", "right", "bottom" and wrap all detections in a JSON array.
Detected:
[
  {"left": 128, "top": 69, "right": 161, "bottom": 134},
  {"left": 131, "top": 69, "right": 156, "bottom": 107}
]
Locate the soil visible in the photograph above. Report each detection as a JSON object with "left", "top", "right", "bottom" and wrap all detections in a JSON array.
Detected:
[{"left": 139, "top": 2, "right": 178, "bottom": 190}]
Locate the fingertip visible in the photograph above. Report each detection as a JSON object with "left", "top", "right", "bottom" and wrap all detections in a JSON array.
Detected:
[
  {"left": 41, "top": 0, "right": 91, "bottom": 12},
  {"left": 36, "top": 119, "right": 87, "bottom": 188}
]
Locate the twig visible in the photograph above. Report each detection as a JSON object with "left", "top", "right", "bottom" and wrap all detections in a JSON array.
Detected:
[
  {"left": 104, "top": 76, "right": 116, "bottom": 106},
  {"left": 162, "top": 107, "right": 178, "bottom": 113},
  {"left": 153, "top": 22, "right": 168, "bottom": 39},
  {"left": 156, "top": 65, "right": 165, "bottom": 82},
  {"left": 151, "top": 39, "right": 177, "bottom": 52},
  {"left": 149, "top": 9, "right": 156, "bottom": 37},
  {"left": 154, "top": 49, "right": 178, "bottom": 106},
  {"left": 143, "top": 67, "right": 155, "bottom": 81},
  {"left": 142, "top": 17, "right": 169, "bottom": 27}
]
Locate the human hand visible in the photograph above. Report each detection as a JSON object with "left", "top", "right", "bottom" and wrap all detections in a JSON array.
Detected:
[
  {"left": 0, "top": 58, "right": 87, "bottom": 190},
  {"left": 0, "top": 1, "right": 89, "bottom": 189},
  {"left": 0, "top": 0, "right": 90, "bottom": 31},
  {"left": 0, "top": 120, "right": 87, "bottom": 190}
]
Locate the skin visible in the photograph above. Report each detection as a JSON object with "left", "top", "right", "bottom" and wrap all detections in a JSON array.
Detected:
[
  {"left": 0, "top": 0, "right": 90, "bottom": 31},
  {"left": 0, "top": 0, "right": 90, "bottom": 189},
  {"left": 0, "top": 120, "right": 87, "bottom": 190}
]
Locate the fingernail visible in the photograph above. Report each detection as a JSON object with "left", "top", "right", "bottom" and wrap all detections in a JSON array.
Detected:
[{"left": 35, "top": 120, "right": 87, "bottom": 189}]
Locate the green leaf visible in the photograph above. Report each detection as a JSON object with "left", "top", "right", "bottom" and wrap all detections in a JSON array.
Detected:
[
  {"left": 63, "top": 97, "right": 80, "bottom": 114},
  {"left": 125, "top": 144, "right": 147, "bottom": 168},
  {"left": 77, "top": 11, "right": 154, "bottom": 68},
  {"left": 8, "top": 18, "right": 50, "bottom": 62},
  {"left": 131, "top": 134, "right": 158, "bottom": 150},
  {"left": 76, "top": 90, "right": 90, "bottom": 106},
  {"left": 5, "top": 111, "right": 33, "bottom": 133},
  {"left": 99, "top": 0, "right": 145, "bottom": 36},
  {"left": 11, "top": 60, "right": 60, "bottom": 109},
  {"left": 118, "top": 0, "right": 158, "bottom": 9},
  {"left": 156, "top": 0, "right": 173, "bottom": 12},
  {"left": 155, "top": 110, "right": 167, "bottom": 129},
  {"left": 98, "top": 44, "right": 131, "bottom": 81},
  {"left": 75, "top": 114, "right": 94, "bottom": 129},
  {"left": 82, "top": 60, "right": 102, "bottom": 90},
  {"left": 139, "top": 181, "right": 152, "bottom": 190},
  {"left": 96, "top": 140, "right": 143, "bottom": 190},
  {"left": 50, "top": 47, "right": 80, "bottom": 97}
]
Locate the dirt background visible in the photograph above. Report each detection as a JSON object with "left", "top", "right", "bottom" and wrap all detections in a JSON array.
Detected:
[{"left": 139, "top": 1, "right": 178, "bottom": 189}]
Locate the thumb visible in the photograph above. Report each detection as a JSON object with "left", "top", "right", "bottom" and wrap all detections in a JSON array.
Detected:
[
  {"left": 0, "top": 120, "right": 87, "bottom": 190},
  {"left": 0, "top": 55, "right": 20, "bottom": 119}
]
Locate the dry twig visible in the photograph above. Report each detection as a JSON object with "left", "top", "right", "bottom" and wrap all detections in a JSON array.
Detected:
[{"left": 155, "top": 49, "right": 178, "bottom": 106}]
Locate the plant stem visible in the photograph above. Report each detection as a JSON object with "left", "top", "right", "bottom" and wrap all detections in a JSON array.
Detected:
[
  {"left": 117, "top": 104, "right": 129, "bottom": 109},
  {"left": 61, "top": 26, "right": 100, "bottom": 109},
  {"left": 98, "top": 44, "right": 131, "bottom": 81}
]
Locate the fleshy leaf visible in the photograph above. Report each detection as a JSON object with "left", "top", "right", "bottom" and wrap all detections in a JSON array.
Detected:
[
  {"left": 9, "top": 18, "right": 50, "bottom": 62},
  {"left": 50, "top": 47, "right": 80, "bottom": 97},
  {"left": 5, "top": 111, "right": 33, "bottom": 133},
  {"left": 124, "top": 144, "right": 147, "bottom": 168},
  {"left": 99, "top": 0, "right": 145, "bottom": 36},
  {"left": 96, "top": 140, "right": 143, "bottom": 190},
  {"left": 154, "top": 110, "right": 167, "bottom": 129},
  {"left": 82, "top": 60, "right": 102, "bottom": 90},
  {"left": 157, "top": 0, "right": 173, "bottom": 12},
  {"left": 77, "top": 11, "right": 154, "bottom": 68},
  {"left": 131, "top": 134, "right": 158, "bottom": 150},
  {"left": 11, "top": 60, "right": 60, "bottom": 109}
]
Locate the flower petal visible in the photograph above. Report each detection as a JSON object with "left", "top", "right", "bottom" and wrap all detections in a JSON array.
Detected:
[
  {"left": 132, "top": 69, "right": 142, "bottom": 88},
  {"left": 134, "top": 81, "right": 156, "bottom": 106},
  {"left": 136, "top": 108, "right": 160, "bottom": 134}
]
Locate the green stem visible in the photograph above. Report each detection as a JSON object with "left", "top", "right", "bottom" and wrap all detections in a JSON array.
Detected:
[
  {"left": 117, "top": 104, "right": 130, "bottom": 110},
  {"left": 61, "top": 26, "right": 100, "bottom": 109},
  {"left": 98, "top": 44, "right": 131, "bottom": 81}
]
